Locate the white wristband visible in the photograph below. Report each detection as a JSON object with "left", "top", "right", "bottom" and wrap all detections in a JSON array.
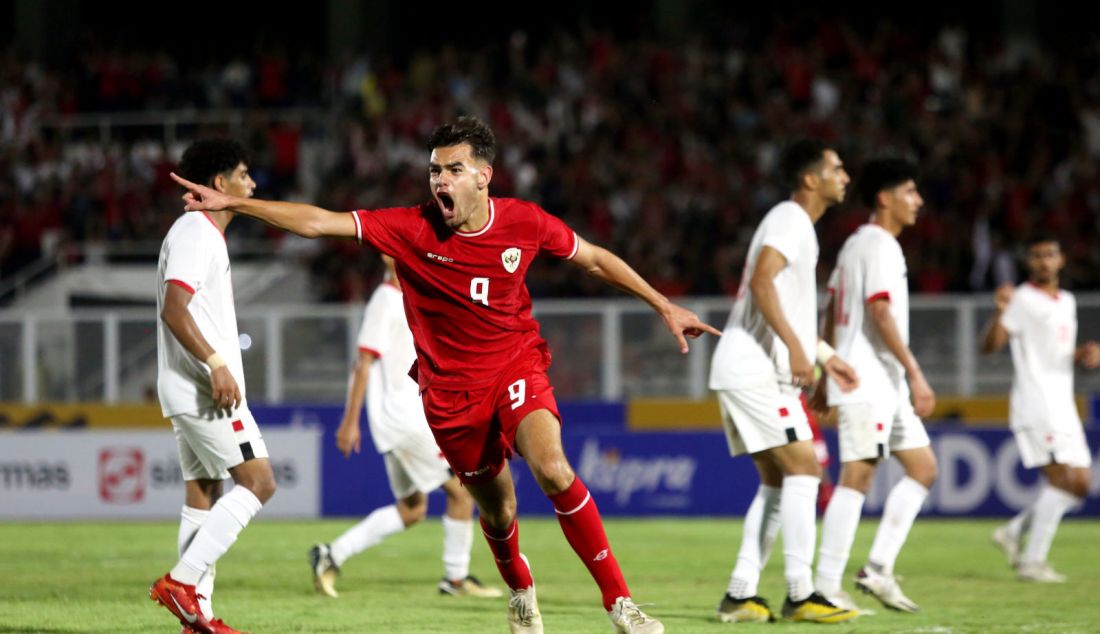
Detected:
[
  {"left": 815, "top": 340, "right": 836, "bottom": 365},
  {"left": 206, "top": 352, "right": 227, "bottom": 370}
]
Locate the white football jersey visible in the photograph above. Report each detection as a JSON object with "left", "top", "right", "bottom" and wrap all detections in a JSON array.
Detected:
[
  {"left": 356, "top": 282, "right": 435, "bottom": 454},
  {"left": 1000, "top": 283, "right": 1081, "bottom": 430},
  {"left": 156, "top": 213, "right": 245, "bottom": 417},
  {"left": 826, "top": 223, "right": 910, "bottom": 405},
  {"left": 710, "top": 201, "right": 819, "bottom": 390}
]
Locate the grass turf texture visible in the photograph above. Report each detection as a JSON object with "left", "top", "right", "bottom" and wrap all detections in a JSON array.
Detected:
[{"left": 0, "top": 518, "right": 1095, "bottom": 633}]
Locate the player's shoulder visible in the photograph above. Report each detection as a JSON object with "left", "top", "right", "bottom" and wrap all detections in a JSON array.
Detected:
[
  {"left": 165, "top": 213, "right": 218, "bottom": 244},
  {"left": 492, "top": 197, "right": 547, "bottom": 219},
  {"left": 765, "top": 201, "right": 812, "bottom": 230},
  {"left": 857, "top": 224, "right": 900, "bottom": 254}
]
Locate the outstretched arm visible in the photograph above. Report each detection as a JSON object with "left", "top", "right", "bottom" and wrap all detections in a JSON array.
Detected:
[
  {"left": 569, "top": 237, "right": 721, "bottom": 353},
  {"left": 170, "top": 172, "right": 357, "bottom": 239}
]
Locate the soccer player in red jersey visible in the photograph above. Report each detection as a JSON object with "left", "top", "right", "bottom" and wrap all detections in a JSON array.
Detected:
[{"left": 171, "top": 117, "right": 719, "bottom": 634}]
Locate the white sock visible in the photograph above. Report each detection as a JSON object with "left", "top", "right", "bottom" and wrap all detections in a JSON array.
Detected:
[
  {"left": 815, "top": 486, "right": 866, "bottom": 595},
  {"left": 1006, "top": 505, "right": 1032, "bottom": 540},
  {"left": 1021, "top": 485, "right": 1081, "bottom": 565},
  {"left": 727, "top": 485, "right": 781, "bottom": 599},
  {"left": 172, "top": 487, "right": 263, "bottom": 586},
  {"left": 442, "top": 515, "right": 474, "bottom": 581},
  {"left": 782, "top": 475, "right": 820, "bottom": 602},
  {"left": 178, "top": 506, "right": 214, "bottom": 618},
  {"left": 867, "top": 477, "right": 928, "bottom": 574},
  {"left": 329, "top": 504, "right": 406, "bottom": 567}
]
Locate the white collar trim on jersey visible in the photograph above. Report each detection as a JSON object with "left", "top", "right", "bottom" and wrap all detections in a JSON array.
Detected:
[{"left": 455, "top": 199, "right": 495, "bottom": 238}]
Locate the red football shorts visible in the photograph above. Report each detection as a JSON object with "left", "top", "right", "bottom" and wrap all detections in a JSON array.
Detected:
[{"left": 421, "top": 345, "right": 561, "bottom": 484}]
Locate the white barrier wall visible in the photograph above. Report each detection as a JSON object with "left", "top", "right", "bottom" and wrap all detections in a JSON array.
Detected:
[{"left": 0, "top": 428, "right": 321, "bottom": 519}]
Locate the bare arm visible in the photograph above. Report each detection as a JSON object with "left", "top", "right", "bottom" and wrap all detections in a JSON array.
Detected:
[
  {"left": 979, "top": 284, "right": 1014, "bottom": 354},
  {"left": 170, "top": 172, "right": 357, "bottom": 239},
  {"left": 1076, "top": 341, "right": 1100, "bottom": 369},
  {"left": 868, "top": 298, "right": 935, "bottom": 416},
  {"left": 748, "top": 246, "right": 813, "bottom": 386},
  {"left": 822, "top": 292, "right": 836, "bottom": 346},
  {"left": 336, "top": 349, "right": 377, "bottom": 458},
  {"left": 161, "top": 283, "right": 240, "bottom": 409},
  {"left": 570, "top": 237, "right": 720, "bottom": 353}
]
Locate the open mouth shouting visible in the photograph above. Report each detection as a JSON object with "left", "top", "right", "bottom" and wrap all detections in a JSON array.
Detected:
[{"left": 437, "top": 192, "right": 456, "bottom": 221}]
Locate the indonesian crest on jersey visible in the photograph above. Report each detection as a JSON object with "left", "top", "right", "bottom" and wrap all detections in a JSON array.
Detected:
[{"left": 502, "top": 248, "right": 521, "bottom": 274}]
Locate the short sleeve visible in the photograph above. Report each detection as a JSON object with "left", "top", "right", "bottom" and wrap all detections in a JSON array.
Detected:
[
  {"left": 351, "top": 207, "right": 414, "bottom": 256},
  {"left": 164, "top": 221, "right": 212, "bottom": 294},
  {"left": 760, "top": 206, "right": 806, "bottom": 265},
  {"left": 536, "top": 206, "right": 579, "bottom": 260},
  {"left": 999, "top": 287, "right": 1024, "bottom": 335},
  {"left": 356, "top": 286, "right": 396, "bottom": 358},
  {"left": 863, "top": 239, "right": 900, "bottom": 302}
]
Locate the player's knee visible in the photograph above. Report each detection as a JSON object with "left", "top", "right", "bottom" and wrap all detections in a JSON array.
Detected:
[
  {"left": 910, "top": 461, "right": 938, "bottom": 489},
  {"left": 479, "top": 500, "right": 517, "bottom": 530},
  {"left": 1067, "top": 471, "right": 1090, "bottom": 499},
  {"left": 839, "top": 466, "right": 875, "bottom": 493},
  {"left": 247, "top": 475, "right": 277, "bottom": 503},
  {"left": 530, "top": 458, "right": 574, "bottom": 495},
  {"left": 398, "top": 495, "right": 428, "bottom": 525}
]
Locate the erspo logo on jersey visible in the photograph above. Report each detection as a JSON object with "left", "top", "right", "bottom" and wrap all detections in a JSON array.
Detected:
[
  {"left": 98, "top": 447, "right": 145, "bottom": 503},
  {"left": 427, "top": 252, "right": 455, "bottom": 264}
]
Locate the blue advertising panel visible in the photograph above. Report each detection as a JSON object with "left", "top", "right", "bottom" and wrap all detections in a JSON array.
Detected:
[{"left": 250, "top": 405, "right": 1099, "bottom": 518}]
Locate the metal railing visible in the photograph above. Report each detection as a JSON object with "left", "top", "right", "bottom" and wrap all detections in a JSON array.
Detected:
[{"left": 3, "top": 295, "right": 1100, "bottom": 404}]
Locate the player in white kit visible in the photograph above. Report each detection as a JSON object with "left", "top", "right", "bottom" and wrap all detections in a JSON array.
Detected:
[
  {"left": 709, "top": 139, "right": 859, "bottom": 624},
  {"left": 309, "top": 255, "right": 501, "bottom": 599},
  {"left": 812, "top": 157, "right": 938, "bottom": 614},
  {"left": 981, "top": 235, "right": 1100, "bottom": 583},
  {"left": 149, "top": 140, "right": 274, "bottom": 634}
]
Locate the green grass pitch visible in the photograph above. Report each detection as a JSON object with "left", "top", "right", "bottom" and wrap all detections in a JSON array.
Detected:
[{"left": 0, "top": 518, "right": 1096, "bottom": 633}]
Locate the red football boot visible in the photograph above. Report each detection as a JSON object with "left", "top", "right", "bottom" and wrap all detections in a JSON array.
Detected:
[{"left": 149, "top": 574, "right": 212, "bottom": 634}]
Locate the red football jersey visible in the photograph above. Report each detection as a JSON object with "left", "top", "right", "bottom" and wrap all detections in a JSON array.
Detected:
[{"left": 351, "top": 197, "right": 579, "bottom": 390}]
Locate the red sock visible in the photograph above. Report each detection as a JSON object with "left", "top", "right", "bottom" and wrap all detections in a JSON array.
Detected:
[
  {"left": 550, "top": 477, "right": 630, "bottom": 610},
  {"left": 480, "top": 517, "right": 533, "bottom": 591}
]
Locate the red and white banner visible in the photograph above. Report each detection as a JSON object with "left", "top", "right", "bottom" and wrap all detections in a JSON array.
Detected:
[{"left": 0, "top": 428, "right": 321, "bottom": 519}]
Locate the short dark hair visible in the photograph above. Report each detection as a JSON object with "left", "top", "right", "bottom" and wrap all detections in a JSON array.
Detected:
[
  {"left": 178, "top": 139, "right": 249, "bottom": 187},
  {"left": 858, "top": 157, "right": 919, "bottom": 208},
  {"left": 1025, "top": 233, "right": 1061, "bottom": 250},
  {"left": 428, "top": 116, "right": 496, "bottom": 165},
  {"left": 779, "top": 138, "right": 828, "bottom": 191}
]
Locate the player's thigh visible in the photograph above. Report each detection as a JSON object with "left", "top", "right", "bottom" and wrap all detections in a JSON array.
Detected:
[
  {"left": 171, "top": 406, "right": 269, "bottom": 480},
  {"left": 717, "top": 385, "right": 813, "bottom": 458},
  {"left": 385, "top": 432, "right": 452, "bottom": 499},
  {"left": 837, "top": 401, "right": 894, "bottom": 463},
  {"left": 889, "top": 398, "right": 932, "bottom": 455},
  {"left": 496, "top": 351, "right": 561, "bottom": 455},
  {"left": 421, "top": 385, "right": 506, "bottom": 485}
]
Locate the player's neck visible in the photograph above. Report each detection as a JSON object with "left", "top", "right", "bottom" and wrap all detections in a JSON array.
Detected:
[
  {"left": 203, "top": 210, "right": 234, "bottom": 234},
  {"left": 790, "top": 192, "right": 827, "bottom": 224},
  {"left": 455, "top": 198, "right": 491, "bottom": 233},
  {"left": 1028, "top": 278, "right": 1059, "bottom": 295},
  {"left": 872, "top": 213, "right": 902, "bottom": 237}
]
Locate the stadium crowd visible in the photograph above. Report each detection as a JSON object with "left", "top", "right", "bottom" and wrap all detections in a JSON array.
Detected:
[{"left": 4, "top": 19, "right": 1100, "bottom": 300}]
